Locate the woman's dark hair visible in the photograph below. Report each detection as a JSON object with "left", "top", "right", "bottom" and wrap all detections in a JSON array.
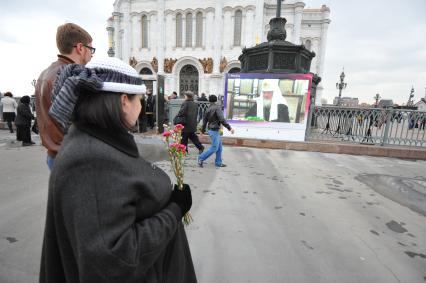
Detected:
[
  {"left": 4, "top": 92, "right": 12, "bottom": 97},
  {"left": 73, "top": 91, "right": 138, "bottom": 132},
  {"left": 20, "top": 95, "right": 31, "bottom": 105}
]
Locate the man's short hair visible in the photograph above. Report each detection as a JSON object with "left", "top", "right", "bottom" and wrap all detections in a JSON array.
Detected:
[
  {"left": 208, "top": 95, "right": 217, "bottom": 103},
  {"left": 56, "top": 23, "right": 92, "bottom": 54},
  {"left": 184, "top": 91, "right": 194, "bottom": 98}
]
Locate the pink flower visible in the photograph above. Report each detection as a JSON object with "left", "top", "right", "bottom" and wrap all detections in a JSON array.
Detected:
[
  {"left": 178, "top": 144, "right": 187, "bottom": 152},
  {"left": 174, "top": 124, "right": 184, "bottom": 130},
  {"left": 163, "top": 131, "right": 171, "bottom": 137}
]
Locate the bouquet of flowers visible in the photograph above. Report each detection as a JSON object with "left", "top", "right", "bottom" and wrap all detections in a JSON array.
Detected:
[{"left": 162, "top": 124, "right": 193, "bottom": 225}]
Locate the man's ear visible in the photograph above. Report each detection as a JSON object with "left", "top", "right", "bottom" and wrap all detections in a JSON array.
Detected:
[{"left": 73, "top": 43, "right": 83, "bottom": 55}]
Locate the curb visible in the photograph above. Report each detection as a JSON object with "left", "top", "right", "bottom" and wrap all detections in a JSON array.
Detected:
[{"left": 198, "top": 135, "right": 426, "bottom": 160}]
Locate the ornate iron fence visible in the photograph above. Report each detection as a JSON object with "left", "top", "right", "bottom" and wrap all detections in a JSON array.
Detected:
[
  {"left": 167, "top": 100, "right": 211, "bottom": 126},
  {"left": 307, "top": 106, "right": 426, "bottom": 147}
]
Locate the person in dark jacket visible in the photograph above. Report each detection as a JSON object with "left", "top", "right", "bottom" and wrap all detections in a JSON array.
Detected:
[
  {"left": 40, "top": 57, "right": 196, "bottom": 283},
  {"left": 197, "top": 92, "right": 208, "bottom": 123},
  {"left": 15, "top": 95, "right": 35, "bottom": 146},
  {"left": 174, "top": 91, "right": 204, "bottom": 154},
  {"left": 145, "top": 89, "right": 155, "bottom": 129},
  {"left": 198, "top": 95, "right": 234, "bottom": 168}
]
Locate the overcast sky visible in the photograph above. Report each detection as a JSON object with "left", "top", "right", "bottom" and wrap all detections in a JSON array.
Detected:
[{"left": 1, "top": 0, "right": 425, "bottom": 105}]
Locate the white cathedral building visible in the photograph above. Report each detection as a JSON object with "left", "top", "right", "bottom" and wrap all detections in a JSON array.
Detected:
[{"left": 107, "top": 0, "right": 330, "bottom": 104}]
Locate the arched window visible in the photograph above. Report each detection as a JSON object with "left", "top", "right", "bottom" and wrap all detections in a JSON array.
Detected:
[
  {"left": 305, "top": 39, "right": 312, "bottom": 51},
  {"left": 176, "top": 13, "right": 182, "bottom": 47},
  {"left": 141, "top": 15, "right": 148, "bottom": 48},
  {"left": 228, "top": 67, "right": 241, "bottom": 73},
  {"left": 195, "top": 12, "right": 203, "bottom": 47},
  {"left": 233, "top": 10, "right": 242, "bottom": 46},
  {"left": 186, "top": 13, "right": 193, "bottom": 47},
  {"left": 139, "top": 67, "right": 153, "bottom": 75}
]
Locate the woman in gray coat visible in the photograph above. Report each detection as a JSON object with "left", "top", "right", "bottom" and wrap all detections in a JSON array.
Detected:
[{"left": 40, "top": 57, "right": 196, "bottom": 283}]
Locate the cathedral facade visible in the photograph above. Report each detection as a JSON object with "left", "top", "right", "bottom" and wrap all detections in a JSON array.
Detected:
[{"left": 107, "top": 0, "right": 330, "bottom": 103}]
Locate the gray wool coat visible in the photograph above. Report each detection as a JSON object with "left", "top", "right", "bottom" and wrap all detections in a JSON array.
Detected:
[{"left": 39, "top": 124, "right": 197, "bottom": 283}]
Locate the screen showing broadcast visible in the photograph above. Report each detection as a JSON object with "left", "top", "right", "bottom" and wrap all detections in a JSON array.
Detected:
[{"left": 224, "top": 73, "right": 312, "bottom": 124}]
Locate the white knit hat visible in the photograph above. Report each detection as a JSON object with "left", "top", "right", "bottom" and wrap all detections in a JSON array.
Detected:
[
  {"left": 86, "top": 57, "right": 146, "bottom": 95},
  {"left": 50, "top": 57, "right": 147, "bottom": 133}
]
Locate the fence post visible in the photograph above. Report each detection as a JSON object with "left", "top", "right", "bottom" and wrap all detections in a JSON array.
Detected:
[
  {"left": 169, "top": 99, "right": 184, "bottom": 126},
  {"left": 305, "top": 104, "right": 315, "bottom": 141},
  {"left": 381, "top": 107, "right": 393, "bottom": 146}
]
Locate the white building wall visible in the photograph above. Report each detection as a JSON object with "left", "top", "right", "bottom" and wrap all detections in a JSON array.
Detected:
[{"left": 110, "top": 0, "right": 330, "bottom": 100}]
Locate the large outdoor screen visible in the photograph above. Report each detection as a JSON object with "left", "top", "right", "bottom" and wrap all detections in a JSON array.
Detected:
[{"left": 223, "top": 73, "right": 313, "bottom": 141}]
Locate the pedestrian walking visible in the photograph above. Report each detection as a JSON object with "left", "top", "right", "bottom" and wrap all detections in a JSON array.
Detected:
[
  {"left": 197, "top": 92, "right": 208, "bottom": 123},
  {"left": 198, "top": 94, "right": 234, "bottom": 168},
  {"left": 420, "top": 113, "right": 425, "bottom": 130},
  {"left": 35, "top": 22, "right": 93, "bottom": 170},
  {"left": 174, "top": 91, "right": 204, "bottom": 154},
  {"left": 1, "top": 92, "right": 17, "bottom": 133},
  {"left": 138, "top": 95, "right": 148, "bottom": 133},
  {"left": 40, "top": 57, "right": 196, "bottom": 283},
  {"left": 15, "top": 96, "right": 35, "bottom": 146},
  {"left": 145, "top": 89, "right": 156, "bottom": 130}
]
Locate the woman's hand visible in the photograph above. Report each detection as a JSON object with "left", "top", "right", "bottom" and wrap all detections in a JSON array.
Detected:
[{"left": 170, "top": 184, "right": 192, "bottom": 216}]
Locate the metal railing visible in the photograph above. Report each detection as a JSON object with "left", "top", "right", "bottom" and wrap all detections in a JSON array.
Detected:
[
  {"left": 167, "top": 100, "right": 211, "bottom": 126},
  {"left": 307, "top": 106, "right": 426, "bottom": 147}
]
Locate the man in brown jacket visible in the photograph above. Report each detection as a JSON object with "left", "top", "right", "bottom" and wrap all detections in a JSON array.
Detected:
[{"left": 35, "top": 23, "right": 93, "bottom": 170}]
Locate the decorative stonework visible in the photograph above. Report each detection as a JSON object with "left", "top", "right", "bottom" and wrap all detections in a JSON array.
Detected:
[
  {"left": 220, "top": 57, "right": 227, "bottom": 73},
  {"left": 151, "top": 57, "right": 158, "bottom": 73},
  {"left": 129, "top": 56, "right": 138, "bottom": 67},
  {"left": 164, "top": 58, "right": 178, "bottom": 73},
  {"left": 199, "top": 57, "right": 213, "bottom": 73}
]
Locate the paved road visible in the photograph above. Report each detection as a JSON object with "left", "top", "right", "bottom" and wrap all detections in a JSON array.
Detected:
[{"left": 0, "top": 130, "right": 425, "bottom": 283}]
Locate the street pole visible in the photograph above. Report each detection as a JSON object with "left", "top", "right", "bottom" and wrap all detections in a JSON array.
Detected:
[{"left": 335, "top": 69, "right": 347, "bottom": 106}]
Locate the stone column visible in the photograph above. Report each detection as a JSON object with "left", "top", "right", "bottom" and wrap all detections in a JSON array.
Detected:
[
  {"left": 136, "top": 16, "right": 142, "bottom": 50},
  {"left": 106, "top": 17, "right": 115, "bottom": 57},
  {"left": 315, "top": 6, "right": 330, "bottom": 105},
  {"left": 165, "top": 13, "right": 172, "bottom": 52},
  {"left": 245, "top": 9, "right": 255, "bottom": 47},
  {"left": 318, "top": 18, "right": 330, "bottom": 78},
  {"left": 113, "top": 12, "right": 121, "bottom": 58},
  {"left": 131, "top": 13, "right": 139, "bottom": 55},
  {"left": 254, "top": 0, "right": 264, "bottom": 44},
  {"left": 213, "top": 0, "right": 224, "bottom": 74},
  {"left": 192, "top": 14, "right": 196, "bottom": 48},
  {"left": 121, "top": 1, "right": 131, "bottom": 63},
  {"left": 293, "top": 2, "right": 305, "bottom": 44},
  {"left": 157, "top": 0, "right": 165, "bottom": 74},
  {"left": 202, "top": 14, "right": 206, "bottom": 48},
  {"left": 223, "top": 11, "right": 231, "bottom": 49},
  {"left": 311, "top": 38, "right": 320, "bottom": 74},
  {"left": 241, "top": 12, "right": 246, "bottom": 47},
  {"left": 182, "top": 16, "right": 186, "bottom": 48}
]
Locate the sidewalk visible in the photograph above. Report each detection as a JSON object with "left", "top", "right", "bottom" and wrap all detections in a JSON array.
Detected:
[
  {"left": 133, "top": 129, "right": 426, "bottom": 160},
  {"left": 1, "top": 127, "right": 426, "bottom": 283}
]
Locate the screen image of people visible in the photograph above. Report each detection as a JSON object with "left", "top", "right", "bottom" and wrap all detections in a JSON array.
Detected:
[{"left": 226, "top": 76, "right": 310, "bottom": 124}]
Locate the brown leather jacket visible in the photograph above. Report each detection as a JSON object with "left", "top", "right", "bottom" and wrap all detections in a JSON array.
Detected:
[{"left": 35, "top": 55, "right": 74, "bottom": 157}]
